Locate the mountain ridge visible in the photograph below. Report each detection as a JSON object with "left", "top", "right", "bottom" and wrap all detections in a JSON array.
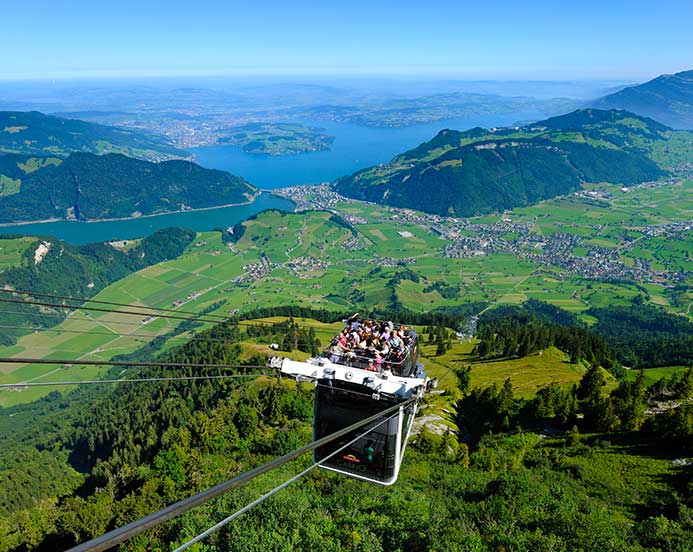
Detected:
[
  {"left": 334, "top": 108, "right": 671, "bottom": 217},
  {"left": 592, "top": 69, "right": 693, "bottom": 129},
  {"left": 0, "top": 152, "right": 256, "bottom": 224}
]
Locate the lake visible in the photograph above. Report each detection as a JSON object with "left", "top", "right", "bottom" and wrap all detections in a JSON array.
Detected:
[
  {"left": 0, "top": 111, "right": 547, "bottom": 244},
  {"left": 192, "top": 113, "right": 545, "bottom": 188},
  {"left": 0, "top": 193, "right": 293, "bottom": 245}
]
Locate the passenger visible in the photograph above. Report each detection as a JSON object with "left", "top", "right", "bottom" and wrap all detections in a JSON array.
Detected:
[
  {"left": 381, "top": 327, "right": 391, "bottom": 342},
  {"left": 390, "top": 333, "right": 403, "bottom": 351},
  {"left": 329, "top": 344, "right": 342, "bottom": 364},
  {"left": 364, "top": 440, "right": 375, "bottom": 463},
  {"left": 366, "top": 359, "right": 377, "bottom": 372}
]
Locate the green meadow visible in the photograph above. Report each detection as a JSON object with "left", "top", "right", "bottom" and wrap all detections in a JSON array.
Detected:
[{"left": 0, "top": 176, "right": 690, "bottom": 405}]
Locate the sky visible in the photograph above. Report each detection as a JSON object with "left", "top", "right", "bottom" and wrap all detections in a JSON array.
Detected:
[{"left": 3, "top": 0, "right": 692, "bottom": 81}]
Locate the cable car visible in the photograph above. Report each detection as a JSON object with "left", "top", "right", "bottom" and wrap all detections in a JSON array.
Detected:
[{"left": 272, "top": 317, "right": 430, "bottom": 485}]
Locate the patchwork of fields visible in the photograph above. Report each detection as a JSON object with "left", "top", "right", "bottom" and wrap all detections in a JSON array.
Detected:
[{"left": 0, "top": 176, "right": 690, "bottom": 405}]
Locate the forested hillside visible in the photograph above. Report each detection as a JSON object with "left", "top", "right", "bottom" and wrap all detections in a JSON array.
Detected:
[
  {"left": 334, "top": 109, "right": 672, "bottom": 216},
  {"left": 0, "top": 228, "right": 196, "bottom": 345},
  {"left": 0, "top": 152, "right": 256, "bottom": 223},
  {"left": 476, "top": 299, "right": 693, "bottom": 371},
  {"left": 0, "top": 315, "right": 690, "bottom": 551},
  {"left": 0, "top": 111, "right": 186, "bottom": 160},
  {"left": 588, "top": 300, "right": 693, "bottom": 368}
]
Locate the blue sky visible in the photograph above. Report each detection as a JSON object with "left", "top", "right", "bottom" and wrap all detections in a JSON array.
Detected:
[{"left": 3, "top": 0, "right": 692, "bottom": 80}]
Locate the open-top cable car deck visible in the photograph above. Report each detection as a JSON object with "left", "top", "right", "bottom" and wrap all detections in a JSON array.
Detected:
[{"left": 271, "top": 316, "right": 433, "bottom": 485}]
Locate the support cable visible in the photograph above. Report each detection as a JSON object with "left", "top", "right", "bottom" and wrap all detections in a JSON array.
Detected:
[
  {"left": 67, "top": 397, "right": 414, "bottom": 552},
  {"left": 0, "top": 288, "right": 230, "bottom": 320},
  {"left": 0, "top": 324, "right": 246, "bottom": 343},
  {"left": 0, "top": 297, "right": 226, "bottom": 324},
  {"left": 0, "top": 310, "right": 171, "bottom": 327},
  {"left": 0, "top": 373, "right": 270, "bottom": 389},
  {"left": 173, "top": 410, "right": 400, "bottom": 552},
  {"left": 0, "top": 357, "right": 268, "bottom": 370}
]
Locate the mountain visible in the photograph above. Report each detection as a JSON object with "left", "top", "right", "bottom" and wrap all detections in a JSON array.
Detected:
[
  {"left": 592, "top": 70, "right": 693, "bottom": 129},
  {"left": 0, "top": 111, "right": 187, "bottom": 160},
  {"left": 0, "top": 152, "right": 256, "bottom": 223},
  {"left": 334, "top": 109, "right": 670, "bottom": 217},
  {"left": 0, "top": 227, "right": 196, "bottom": 346}
]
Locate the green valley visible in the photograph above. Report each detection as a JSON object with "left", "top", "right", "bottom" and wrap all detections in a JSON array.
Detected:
[{"left": 1, "top": 164, "right": 690, "bottom": 405}]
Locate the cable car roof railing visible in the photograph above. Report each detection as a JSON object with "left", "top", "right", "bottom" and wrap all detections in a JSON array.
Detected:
[{"left": 322, "top": 344, "right": 416, "bottom": 368}]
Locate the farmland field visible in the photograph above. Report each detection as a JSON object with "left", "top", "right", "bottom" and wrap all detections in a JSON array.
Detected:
[{"left": 0, "top": 176, "right": 690, "bottom": 405}]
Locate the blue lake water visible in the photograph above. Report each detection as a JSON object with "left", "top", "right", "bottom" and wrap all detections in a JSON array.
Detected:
[
  {"left": 192, "top": 113, "right": 545, "bottom": 188},
  {"left": 0, "top": 111, "right": 548, "bottom": 244},
  {"left": 0, "top": 193, "right": 293, "bottom": 245}
]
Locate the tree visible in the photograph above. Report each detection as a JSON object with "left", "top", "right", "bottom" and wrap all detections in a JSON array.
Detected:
[
  {"left": 496, "top": 379, "right": 515, "bottom": 419},
  {"left": 674, "top": 366, "right": 693, "bottom": 399},
  {"left": 566, "top": 425, "right": 581, "bottom": 446},
  {"left": 611, "top": 371, "right": 647, "bottom": 431},
  {"left": 457, "top": 365, "right": 472, "bottom": 395},
  {"left": 576, "top": 365, "right": 605, "bottom": 403}
]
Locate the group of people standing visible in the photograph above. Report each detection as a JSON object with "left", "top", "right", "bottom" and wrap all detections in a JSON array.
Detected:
[{"left": 325, "top": 317, "right": 417, "bottom": 375}]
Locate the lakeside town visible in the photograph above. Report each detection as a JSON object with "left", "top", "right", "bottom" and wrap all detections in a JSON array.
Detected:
[{"left": 273, "top": 181, "right": 692, "bottom": 287}]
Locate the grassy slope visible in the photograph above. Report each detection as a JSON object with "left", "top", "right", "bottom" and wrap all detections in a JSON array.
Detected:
[{"left": 0, "top": 174, "right": 689, "bottom": 405}]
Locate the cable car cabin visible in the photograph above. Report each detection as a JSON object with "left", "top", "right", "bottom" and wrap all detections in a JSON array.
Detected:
[
  {"left": 313, "top": 379, "right": 418, "bottom": 484},
  {"left": 273, "top": 318, "right": 429, "bottom": 485}
]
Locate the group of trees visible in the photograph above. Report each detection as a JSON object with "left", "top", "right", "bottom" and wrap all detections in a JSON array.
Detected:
[
  {"left": 456, "top": 364, "right": 693, "bottom": 447},
  {"left": 472, "top": 298, "right": 693, "bottom": 372},
  {"left": 0, "top": 321, "right": 314, "bottom": 550},
  {"left": 424, "top": 324, "right": 456, "bottom": 355},
  {"left": 244, "top": 318, "right": 321, "bottom": 356},
  {"left": 589, "top": 299, "right": 693, "bottom": 368},
  {"left": 474, "top": 308, "right": 621, "bottom": 376}
]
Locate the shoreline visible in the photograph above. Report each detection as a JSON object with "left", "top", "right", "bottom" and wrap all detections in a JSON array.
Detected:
[{"left": 0, "top": 191, "right": 282, "bottom": 228}]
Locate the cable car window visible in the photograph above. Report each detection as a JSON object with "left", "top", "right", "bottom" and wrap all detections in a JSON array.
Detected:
[{"left": 314, "top": 380, "right": 401, "bottom": 483}]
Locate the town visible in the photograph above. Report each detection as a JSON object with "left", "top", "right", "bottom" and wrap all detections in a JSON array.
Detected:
[{"left": 274, "top": 182, "right": 692, "bottom": 287}]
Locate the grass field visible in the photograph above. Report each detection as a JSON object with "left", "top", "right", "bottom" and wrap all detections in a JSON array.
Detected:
[
  {"left": 0, "top": 236, "right": 34, "bottom": 269},
  {"left": 623, "top": 365, "right": 690, "bottom": 386},
  {"left": 0, "top": 176, "right": 690, "bottom": 406}
]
